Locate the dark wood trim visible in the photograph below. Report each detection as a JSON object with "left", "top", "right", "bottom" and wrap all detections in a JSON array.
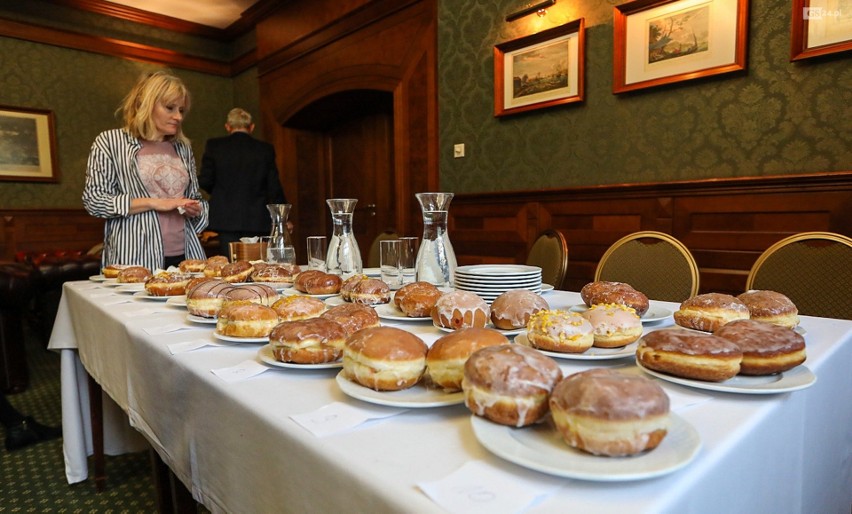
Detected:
[
  {"left": 0, "top": 16, "right": 232, "bottom": 75},
  {"left": 257, "top": 0, "right": 419, "bottom": 76},
  {"left": 450, "top": 171, "right": 852, "bottom": 296}
]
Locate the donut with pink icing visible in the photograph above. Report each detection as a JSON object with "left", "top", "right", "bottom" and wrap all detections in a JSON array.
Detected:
[
  {"left": 581, "top": 303, "right": 643, "bottom": 348},
  {"left": 525, "top": 309, "right": 594, "bottom": 353}
]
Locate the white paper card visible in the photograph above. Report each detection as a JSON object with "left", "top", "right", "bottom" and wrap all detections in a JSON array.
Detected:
[
  {"left": 87, "top": 292, "right": 116, "bottom": 298},
  {"left": 144, "top": 323, "right": 198, "bottom": 335},
  {"left": 291, "top": 402, "right": 407, "bottom": 437},
  {"left": 169, "top": 339, "right": 226, "bottom": 355},
  {"left": 418, "top": 460, "right": 562, "bottom": 514},
  {"left": 102, "top": 297, "right": 134, "bottom": 306},
  {"left": 125, "top": 307, "right": 170, "bottom": 318},
  {"left": 211, "top": 360, "right": 268, "bottom": 382}
]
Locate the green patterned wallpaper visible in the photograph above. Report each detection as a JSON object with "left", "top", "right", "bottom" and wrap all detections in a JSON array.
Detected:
[
  {"left": 438, "top": 0, "right": 852, "bottom": 192},
  {"left": 0, "top": 38, "right": 239, "bottom": 209}
]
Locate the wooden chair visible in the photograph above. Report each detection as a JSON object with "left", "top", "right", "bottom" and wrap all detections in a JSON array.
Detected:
[
  {"left": 526, "top": 229, "right": 568, "bottom": 290},
  {"left": 595, "top": 231, "right": 699, "bottom": 302},
  {"left": 746, "top": 231, "right": 852, "bottom": 319}
]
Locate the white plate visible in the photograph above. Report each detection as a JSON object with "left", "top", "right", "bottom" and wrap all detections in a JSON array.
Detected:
[
  {"left": 213, "top": 332, "right": 269, "bottom": 344},
  {"left": 89, "top": 274, "right": 108, "bottom": 282},
  {"left": 186, "top": 314, "right": 216, "bottom": 324},
  {"left": 540, "top": 283, "right": 554, "bottom": 293},
  {"left": 635, "top": 359, "right": 817, "bottom": 394},
  {"left": 362, "top": 267, "right": 382, "bottom": 277},
  {"left": 132, "top": 290, "right": 171, "bottom": 301},
  {"left": 257, "top": 345, "right": 343, "bottom": 369},
  {"left": 281, "top": 288, "right": 339, "bottom": 300},
  {"left": 456, "top": 264, "right": 541, "bottom": 277},
  {"left": 374, "top": 302, "right": 431, "bottom": 321},
  {"left": 116, "top": 284, "right": 146, "bottom": 293},
  {"left": 470, "top": 413, "right": 701, "bottom": 481},
  {"left": 335, "top": 371, "right": 464, "bottom": 408},
  {"left": 165, "top": 296, "right": 187, "bottom": 308},
  {"left": 434, "top": 323, "right": 524, "bottom": 337},
  {"left": 570, "top": 304, "right": 672, "bottom": 324},
  {"left": 515, "top": 332, "right": 638, "bottom": 361}
]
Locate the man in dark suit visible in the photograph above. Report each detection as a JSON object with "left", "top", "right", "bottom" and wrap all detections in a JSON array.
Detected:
[{"left": 199, "top": 108, "right": 288, "bottom": 257}]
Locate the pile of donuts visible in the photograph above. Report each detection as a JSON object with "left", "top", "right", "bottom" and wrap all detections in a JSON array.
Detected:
[{"left": 637, "top": 290, "right": 805, "bottom": 382}]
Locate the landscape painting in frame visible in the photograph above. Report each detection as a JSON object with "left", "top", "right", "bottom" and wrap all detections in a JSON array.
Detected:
[
  {"left": 494, "top": 20, "right": 585, "bottom": 117},
  {"left": 790, "top": 0, "right": 852, "bottom": 60},
  {"left": 0, "top": 105, "right": 59, "bottom": 182},
  {"left": 613, "top": 0, "right": 749, "bottom": 93}
]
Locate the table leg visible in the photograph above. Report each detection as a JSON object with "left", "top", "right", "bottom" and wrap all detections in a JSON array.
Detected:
[{"left": 86, "top": 372, "right": 106, "bottom": 492}]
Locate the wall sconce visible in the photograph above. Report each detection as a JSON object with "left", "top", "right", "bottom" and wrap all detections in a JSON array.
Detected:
[{"left": 505, "top": 0, "right": 556, "bottom": 22}]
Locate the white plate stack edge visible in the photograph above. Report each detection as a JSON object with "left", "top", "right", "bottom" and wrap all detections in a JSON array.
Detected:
[{"left": 454, "top": 264, "right": 542, "bottom": 302}]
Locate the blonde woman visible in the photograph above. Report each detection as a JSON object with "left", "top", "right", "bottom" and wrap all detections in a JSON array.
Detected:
[{"left": 83, "top": 70, "right": 209, "bottom": 271}]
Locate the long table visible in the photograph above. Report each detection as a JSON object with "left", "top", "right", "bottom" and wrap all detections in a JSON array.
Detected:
[{"left": 49, "top": 280, "right": 852, "bottom": 513}]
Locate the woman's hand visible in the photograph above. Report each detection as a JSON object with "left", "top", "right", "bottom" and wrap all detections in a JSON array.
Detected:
[{"left": 129, "top": 198, "right": 200, "bottom": 216}]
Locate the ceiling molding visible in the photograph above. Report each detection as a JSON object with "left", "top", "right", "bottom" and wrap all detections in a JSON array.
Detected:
[{"left": 0, "top": 16, "right": 235, "bottom": 76}]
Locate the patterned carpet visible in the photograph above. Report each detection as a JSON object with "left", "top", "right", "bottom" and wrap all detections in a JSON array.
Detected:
[{"left": 0, "top": 330, "right": 158, "bottom": 512}]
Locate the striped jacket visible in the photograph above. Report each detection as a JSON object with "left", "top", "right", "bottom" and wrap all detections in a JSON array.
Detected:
[{"left": 82, "top": 128, "right": 209, "bottom": 271}]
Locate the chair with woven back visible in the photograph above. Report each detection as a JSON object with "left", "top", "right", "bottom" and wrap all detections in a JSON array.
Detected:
[
  {"left": 745, "top": 231, "right": 852, "bottom": 320},
  {"left": 525, "top": 229, "right": 569, "bottom": 290},
  {"left": 595, "top": 231, "right": 699, "bottom": 303}
]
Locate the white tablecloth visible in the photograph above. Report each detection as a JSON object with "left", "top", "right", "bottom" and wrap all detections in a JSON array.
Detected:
[{"left": 49, "top": 280, "right": 852, "bottom": 513}]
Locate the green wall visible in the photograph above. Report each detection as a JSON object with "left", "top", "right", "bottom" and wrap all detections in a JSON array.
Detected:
[{"left": 437, "top": 0, "right": 852, "bottom": 192}]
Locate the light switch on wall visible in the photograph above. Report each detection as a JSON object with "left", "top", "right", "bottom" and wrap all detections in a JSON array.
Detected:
[{"left": 453, "top": 143, "right": 465, "bottom": 158}]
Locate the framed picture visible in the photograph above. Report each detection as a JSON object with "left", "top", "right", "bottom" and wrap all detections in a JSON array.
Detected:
[
  {"left": 613, "top": 0, "right": 749, "bottom": 94},
  {"left": 0, "top": 105, "right": 59, "bottom": 183},
  {"left": 494, "top": 19, "right": 585, "bottom": 117},
  {"left": 791, "top": 0, "right": 852, "bottom": 60}
]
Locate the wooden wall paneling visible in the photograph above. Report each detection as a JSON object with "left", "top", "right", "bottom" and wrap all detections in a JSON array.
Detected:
[
  {"left": 450, "top": 201, "right": 530, "bottom": 265},
  {"left": 1, "top": 209, "right": 103, "bottom": 260}
]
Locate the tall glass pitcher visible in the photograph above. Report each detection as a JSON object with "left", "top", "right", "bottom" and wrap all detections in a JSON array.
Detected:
[
  {"left": 325, "top": 199, "right": 362, "bottom": 277},
  {"left": 266, "top": 204, "right": 296, "bottom": 264},
  {"left": 415, "top": 192, "right": 457, "bottom": 287}
]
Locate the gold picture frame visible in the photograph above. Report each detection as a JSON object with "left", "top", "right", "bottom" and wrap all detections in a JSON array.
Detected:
[
  {"left": 0, "top": 105, "right": 60, "bottom": 183},
  {"left": 613, "top": 0, "right": 749, "bottom": 94},
  {"left": 494, "top": 19, "right": 585, "bottom": 117},
  {"left": 791, "top": 0, "right": 852, "bottom": 60}
]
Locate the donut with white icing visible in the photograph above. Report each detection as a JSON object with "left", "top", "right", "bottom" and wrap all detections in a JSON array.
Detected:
[
  {"left": 525, "top": 309, "right": 594, "bottom": 353},
  {"left": 581, "top": 303, "right": 643, "bottom": 348}
]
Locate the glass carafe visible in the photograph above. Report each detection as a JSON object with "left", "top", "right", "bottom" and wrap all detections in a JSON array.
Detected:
[
  {"left": 266, "top": 204, "right": 296, "bottom": 264},
  {"left": 325, "top": 199, "right": 363, "bottom": 277},
  {"left": 414, "top": 192, "right": 457, "bottom": 287}
]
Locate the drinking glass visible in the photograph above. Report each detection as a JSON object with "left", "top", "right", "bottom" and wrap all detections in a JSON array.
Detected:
[
  {"left": 306, "top": 236, "right": 328, "bottom": 271},
  {"left": 380, "top": 239, "right": 402, "bottom": 289},
  {"left": 398, "top": 237, "right": 418, "bottom": 285}
]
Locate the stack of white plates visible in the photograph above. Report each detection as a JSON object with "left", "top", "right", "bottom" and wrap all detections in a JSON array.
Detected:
[{"left": 454, "top": 264, "right": 542, "bottom": 302}]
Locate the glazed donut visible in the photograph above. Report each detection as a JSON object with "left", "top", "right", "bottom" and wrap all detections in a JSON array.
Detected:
[
  {"left": 102, "top": 264, "right": 134, "bottom": 279},
  {"left": 637, "top": 328, "right": 742, "bottom": 381},
  {"left": 271, "top": 295, "right": 326, "bottom": 321},
  {"left": 269, "top": 318, "right": 348, "bottom": 364},
  {"left": 116, "top": 266, "right": 152, "bottom": 283},
  {"left": 737, "top": 290, "right": 799, "bottom": 329},
  {"left": 144, "top": 272, "right": 191, "bottom": 296},
  {"left": 321, "top": 303, "right": 380, "bottom": 336},
  {"left": 349, "top": 278, "right": 391, "bottom": 305},
  {"left": 425, "top": 327, "right": 509, "bottom": 392},
  {"left": 203, "top": 255, "right": 229, "bottom": 277},
  {"left": 525, "top": 309, "right": 594, "bottom": 353},
  {"left": 393, "top": 282, "right": 442, "bottom": 317},
  {"left": 186, "top": 279, "right": 233, "bottom": 318},
  {"left": 490, "top": 290, "right": 549, "bottom": 330},
  {"left": 549, "top": 369, "right": 670, "bottom": 457},
  {"left": 674, "top": 293, "right": 750, "bottom": 332},
  {"left": 343, "top": 326, "right": 428, "bottom": 391},
  {"left": 431, "top": 290, "right": 490, "bottom": 330},
  {"left": 581, "top": 281, "right": 650, "bottom": 316},
  {"left": 294, "top": 270, "right": 342, "bottom": 295},
  {"left": 462, "top": 344, "right": 562, "bottom": 427},
  {"left": 581, "top": 303, "right": 643, "bottom": 348},
  {"left": 178, "top": 259, "right": 205, "bottom": 273},
  {"left": 340, "top": 274, "right": 369, "bottom": 302},
  {"left": 251, "top": 263, "right": 301, "bottom": 284},
  {"left": 215, "top": 301, "right": 279, "bottom": 338},
  {"left": 714, "top": 319, "right": 806, "bottom": 375},
  {"left": 223, "top": 284, "right": 279, "bottom": 306},
  {"left": 220, "top": 260, "right": 254, "bottom": 283}
]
